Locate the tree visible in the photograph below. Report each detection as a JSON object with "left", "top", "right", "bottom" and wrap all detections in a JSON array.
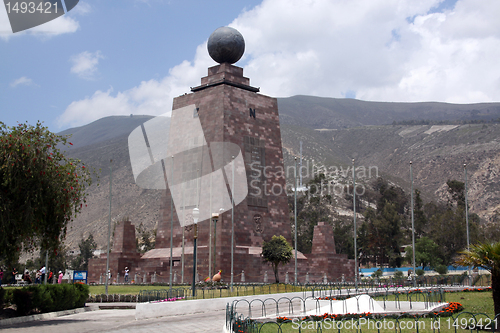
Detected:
[
  {"left": 413, "top": 189, "right": 427, "bottom": 237},
  {"left": 429, "top": 208, "right": 470, "bottom": 265},
  {"left": 364, "top": 203, "right": 402, "bottom": 267},
  {"left": 447, "top": 179, "right": 465, "bottom": 208},
  {"left": 456, "top": 242, "right": 500, "bottom": 316},
  {"left": 405, "top": 237, "right": 442, "bottom": 269},
  {"left": 261, "top": 235, "right": 293, "bottom": 283},
  {"left": 0, "top": 122, "right": 93, "bottom": 261},
  {"left": 71, "top": 234, "right": 97, "bottom": 271},
  {"left": 288, "top": 174, "right": 331, "bottom": 254},
  {"left": 136, "top": 223, "right": 156, "bottom": 254}
]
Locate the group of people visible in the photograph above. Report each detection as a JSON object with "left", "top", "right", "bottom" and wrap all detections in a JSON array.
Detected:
[
  {"left": 107, "top": 267, "right": 130, "bottom": 284},
  {"left": 33, "top": 267, "right": 64, "bottom": 284},
  {"left": 0, "top": 266, "right": 64, "bottom": 285}
]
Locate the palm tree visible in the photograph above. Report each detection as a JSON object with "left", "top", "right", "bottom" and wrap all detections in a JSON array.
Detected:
[{"left": 456, "top": 242, "right": 500, "bottom": 316}]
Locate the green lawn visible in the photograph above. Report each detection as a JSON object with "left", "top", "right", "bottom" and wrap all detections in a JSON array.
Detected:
[
  {"left": 86, "top": 283, "right": 304, "bottom": 298},
  {"left": 247, "top": 291, "right": 496, "bottom": 333},
  {"left": 88, "top": 284, "right": 184, "bottom": 295}
]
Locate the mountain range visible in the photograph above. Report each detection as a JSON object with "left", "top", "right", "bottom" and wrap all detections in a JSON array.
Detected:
[{"left": 59, "top": 95, "right": 500, "bottom": 250}]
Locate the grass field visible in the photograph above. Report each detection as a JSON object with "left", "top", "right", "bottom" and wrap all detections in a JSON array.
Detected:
[
  {"left": 86, "top": 283, "right": 305, "bottom": 298},
  {"left": 249, "top": 291, "right": 495, "bottom": 333}
]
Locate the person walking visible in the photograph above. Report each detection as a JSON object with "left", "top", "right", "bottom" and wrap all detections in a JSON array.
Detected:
[
  {"left": 40, "top": 266, "right": 46, "bottom": 283},
  {"left": 11, "top": 268, "right": 17, "bottom": 284},
  {"left": 124, "top": 267, "right": 129, "bottom": 283},
  {"left": 58, "top": 271, "right": 63, "bottom": 284},
  {"left": 0, "top": 268, "right": 3, "bottom": 286}
]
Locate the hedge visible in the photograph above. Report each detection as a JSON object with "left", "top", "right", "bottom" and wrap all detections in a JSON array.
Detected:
[{"left": 11, "top": 283, "right": 89, "bottom": 315}]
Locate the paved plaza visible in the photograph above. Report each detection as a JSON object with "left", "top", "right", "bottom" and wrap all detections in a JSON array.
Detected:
[
  {"left": 0, "top": 307, "right": 226, "bottom": 333},
  {"left": 0, "top": 285, "right": 477, "bottom": 333}
]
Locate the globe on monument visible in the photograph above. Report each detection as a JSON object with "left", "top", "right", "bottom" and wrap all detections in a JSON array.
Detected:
[{"left": 207, "top": 27, "right": 245, "bottom": 64}]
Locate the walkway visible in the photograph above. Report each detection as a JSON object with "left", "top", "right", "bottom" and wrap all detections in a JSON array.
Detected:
[{"left": 0, "top": 307, "right": 226, "bottom": 333}]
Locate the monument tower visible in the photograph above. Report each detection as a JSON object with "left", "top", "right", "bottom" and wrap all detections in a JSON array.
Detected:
[
  {"left": 149, "top": 27, "right": 291, "bottom": 282},
  {"left": 89, "top": 27, "right": 355, "bottom": 284}
]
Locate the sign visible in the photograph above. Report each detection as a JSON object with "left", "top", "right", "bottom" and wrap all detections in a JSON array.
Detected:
[{"left": 73, "top": 270, "right": 87, "bottom": 284}]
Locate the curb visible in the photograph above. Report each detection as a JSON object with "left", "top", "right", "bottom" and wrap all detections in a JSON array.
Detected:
[
  {"left": 94, "top": 304, "right": 136, "bottom": 310},
  {"left": 0, "top": 306, "right": 97, "bottom": 327}
]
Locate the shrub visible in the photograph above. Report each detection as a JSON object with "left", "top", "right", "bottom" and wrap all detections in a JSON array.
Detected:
[
  {"left": 0, "top": 287, "right": 5, "bottom": 308},
  {"left": 416, "top": 268, "right": 425, "bottom": 276},
  {"left": 13, "top": 289, "right": 33, "bottom": 315},
  {"left": 435, "top": 264, "right": 448, "bottom": 275},
  {"left": 394, "top": 270, "right": 404, "bottom": 279},
  {"left": 73, "top": 283, "right": 89, "bottom": 307},
  {"left": 12, "top": 283, "right": 89, "bottom": 315},
  {"left": 372, "top": 268, "right": 383, "bottom": 279},
  {"left": 3, "top": 288, "right": 14, "bottom": 306}
]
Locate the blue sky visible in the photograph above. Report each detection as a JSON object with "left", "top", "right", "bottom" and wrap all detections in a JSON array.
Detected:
[{"left": 1, "top": 0, "right": 499, "bottom": 131}]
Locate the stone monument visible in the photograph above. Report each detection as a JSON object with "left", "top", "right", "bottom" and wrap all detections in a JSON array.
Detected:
[
  {"left": 88, "top": 27, "right": 354, "bottom": 284},
  {"left": 149, "top": 26, "right": 292, "bottom": 282}
]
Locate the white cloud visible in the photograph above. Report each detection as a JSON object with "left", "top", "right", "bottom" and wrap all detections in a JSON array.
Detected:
[
  {"left": 71, "top": 2, "right": 92, "bottom": 15},
  {"left": 0, "top": 7, "right": 79, "bottom": 41},
  {"left": 229, "top": 0, "right": 500, "bottom": 103},
  {"left": 10, "top": 76, "right": 36, "bottom": 87},
  {"left": 59, "top": 44, "right": 212, "bottom": 127},
  {"left": 70, "top": 51, "right": 104, "bottom": 80},
  {"left": 59, "top": 0, "right": 500, "bottom": 127}
]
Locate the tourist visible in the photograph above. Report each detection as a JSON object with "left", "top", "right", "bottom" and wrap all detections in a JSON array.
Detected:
[
  {"left": 108, "top": 269, "right": 112, "bottom": 283},
  {"left": 23, "top": 270, "right": 32, "bottom": 284},
  {"left": 0, "top": 268, "right": 3, "bottom": 286},
  {"left": 58, "top": 271, "right": 63, "bottom": 284},
  {"left": 11, "top": 268, "right": 17, "bottom": 284},
  {"left": 124, "top": 267, "right": 129, "bottom": 283},
  {"left": 40, "top": 266, "right": 46, "bottom": 282}
]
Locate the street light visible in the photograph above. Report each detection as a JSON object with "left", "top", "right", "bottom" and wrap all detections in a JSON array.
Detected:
[
  {"left": 192, "top": 207, "right": 199, "bottom": 297},
  {"left": 352, "top": 158, "right": 358, "bottom": 290},
  {"left": 294, "top": 157, "right": 298, "bottom": 286},
  {"left": 213, "top": 208, "right": 223, "bottom": 274},
  {"left": 105, "top": 159, "right": 112, "bottom": 295},
  {"left": 231, "top": 156, "right": 235, "bottom": 293},
  {"left": 410, "top": 161, "right": 416, "bottom": 288},
  {"left": 464, "top": 163, "right": 471, "bottom": 285}
]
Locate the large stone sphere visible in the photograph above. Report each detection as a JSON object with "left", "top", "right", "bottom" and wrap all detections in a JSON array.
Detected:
[{"left": 207, "top": 27, "right": 245, "bottom": 64}]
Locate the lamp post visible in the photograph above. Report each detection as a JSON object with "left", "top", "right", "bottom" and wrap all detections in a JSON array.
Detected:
[
  {"left": 352, "top": 159, "right": 358, "bottom": 290},
  {"left": 169, "top": 156, "right": 174, "bottom": 293},
  {"left": 105, "top": 159, "right": 112, "bottom": 295},
  {"left": 464, "top": 163, "right": 471, "bottom": 285},
  {"left": 294, "top": 157, "right": 298, "bottom": 286},
  {"left": 410, "top": 161, "right": 416, "bottom": 288},
  {"left": 213, "top": 208, "right": 223, "bottom": 274},
  {"left": 231, "top": 156, "right": 235, "bottom": 293},
  {"left": 209, "top": 174, "right": 213, "bottom": 279},
  {"left": 192, "top": 207, "right": 199, "bottom": 297}
]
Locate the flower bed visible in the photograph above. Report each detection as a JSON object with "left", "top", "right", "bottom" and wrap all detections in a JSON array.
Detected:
[
  {"left": 277, "top": 302, "right": 463, "bottom": 323},
  {"left": 152, "top": 296, "right": 185, "bottom": 303}
]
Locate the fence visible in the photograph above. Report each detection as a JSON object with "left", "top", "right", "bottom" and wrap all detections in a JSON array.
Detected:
[
  {"left": 134, "top": 273, "right": 490, "bottom": 303},
  {"left": 92, "top": 270, "right": 491, "bottom": 286},
  {"left": 225, "top": 288, "right": 498, "bottom": 333},
  {"left": 87, "top": 293, "right": 141, "bottom": 303},
  {"left": 137, "top": 283, "right": 302, "bottom": 302},
  {"left": 228, "top": 312, "right": 500, "bottom": 333}
]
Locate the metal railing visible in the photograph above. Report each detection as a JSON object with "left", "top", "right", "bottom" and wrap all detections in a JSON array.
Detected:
[
  {"left": 225, "top": 287, "right": 495, "bottom": 333},
  {"left": 134, "top": 273, "right": 490, "bottom": 303}
]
